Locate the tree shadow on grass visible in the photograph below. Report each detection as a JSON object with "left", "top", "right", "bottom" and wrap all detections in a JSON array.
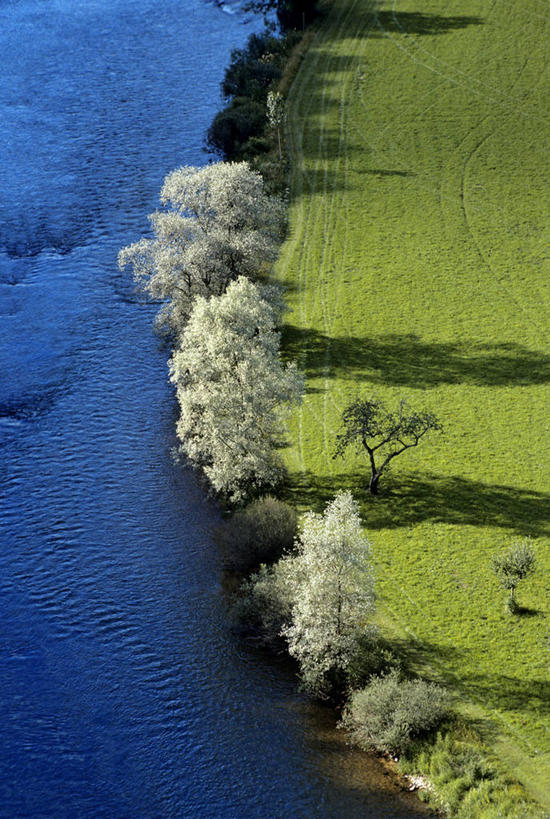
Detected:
[
  {"left": 459, "top": 672, "right": 550, "bottom": 719},
  {"left": 283, "top": 470, "right": 550, "bottom": 537},
  {"left": 380, "top": 634, "right": 466, "bottom": 676},
  {"left": 373, "top": 10, "right": 484, "bottom": 37},
  {"left": 513, "top": 606, "right": 541, "bottom": 617},
  {"left": 282, "top": 327, "right": 550, "bottom": 388}
]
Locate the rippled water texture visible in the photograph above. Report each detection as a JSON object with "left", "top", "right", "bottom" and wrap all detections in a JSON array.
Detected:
[{"left": 0, "top": 1, "right": 432, "bottom": 816}]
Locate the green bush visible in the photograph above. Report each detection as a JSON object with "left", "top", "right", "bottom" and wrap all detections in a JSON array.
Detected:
[
  {"left": 222, "top": 32, "right": 283, "bottom": 101},
  {"left": 407, "top": 731, "right": 541, "bottom": 818},
  {"left": 232, "top": 555, "right": 296, "bottom": 646},
  {"left": 341, "top": 669, "right": 452, "bottom": 755},
  {"left": 206, "top": 97, "right": 267, "bottom": 160},
  {"left": 216, "top": 495, "right": 297, "bottom": 573}
]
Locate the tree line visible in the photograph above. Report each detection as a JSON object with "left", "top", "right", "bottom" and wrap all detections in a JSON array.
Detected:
[
  {"left": 118, "top": 126, "right": 452, "bottom": 784},
  {"left": 119, "top": 161, "right": 302, "bottom": 502},
  {"left": 118, "top": 12, "right": 540, "bottom": 811}
]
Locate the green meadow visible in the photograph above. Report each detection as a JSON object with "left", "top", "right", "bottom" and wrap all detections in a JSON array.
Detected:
[{"left": 277, "top": 0, "right": 550, "bottom": 806}]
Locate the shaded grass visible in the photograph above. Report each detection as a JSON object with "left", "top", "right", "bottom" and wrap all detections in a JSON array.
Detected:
[{"left": 278, "top": 0, "right": 550, "bottom": 809}]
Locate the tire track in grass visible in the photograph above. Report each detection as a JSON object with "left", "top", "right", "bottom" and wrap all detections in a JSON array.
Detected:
[
  {"left": 283, "top": 26, "right": 326, "bottom": 471},
  {"left": 370, "top": 1, "right": 550, "bottom": 776},
  {"left": 282, "top": 0, "right": 363, "bottom": 472},
  {"left": 374, "top": 0, "right": 550, "bottom": 127},
  {"left": 283, "top": 0, "right": 372, "bottom": 473},
  {"left": 348, "top": 38, "right": 534, "bottom": 225},
  {"left": 316, "top": 1, "right": 412, "bottom": 467},
  {"left": 344, "top": 0, "right": 550, "bottom": 241},
  {"left": 316, "top": 2, "right": 365, "bottom": 472},
  {"left": 388, "top": 0, "right": 550, "bottom": 116},
  {"left": 336, "top": 0, "right": 543, "bottom": 236},
  {"left": 351, "top": 49, "right": 548, "bottom": 308},
  {"left": 455, "top": 13, "right": 550, "bottom": 343}
]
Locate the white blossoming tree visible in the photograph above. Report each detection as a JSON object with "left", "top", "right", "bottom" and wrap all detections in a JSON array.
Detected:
[
  {"left": 169, "top": 276, "right": 303, "bottom": 502},
  {"left": 283, "top": 491, "right": 375, "bottom": 697},
  {"left": 118, "top": 161, "right": 284, "bottom": 337}
]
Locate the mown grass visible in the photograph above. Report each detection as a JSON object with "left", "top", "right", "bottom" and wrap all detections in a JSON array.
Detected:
[{"left": 277, "top": 0, "right": 550, "bottom": 809}]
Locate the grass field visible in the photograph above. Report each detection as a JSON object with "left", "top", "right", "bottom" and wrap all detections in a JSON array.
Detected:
[{"left": 277, "top": 0, "right": 550, "bottom": 807}]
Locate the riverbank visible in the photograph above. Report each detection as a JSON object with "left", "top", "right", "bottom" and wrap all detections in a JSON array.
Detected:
[
  {"left": 2, "top": 1, "right": 431, "bottom": 814},
  {"left": 276, "top": 0, "right": 550, "bottom": 814}
]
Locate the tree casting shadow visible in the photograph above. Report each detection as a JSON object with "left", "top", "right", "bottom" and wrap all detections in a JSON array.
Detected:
[
  {"left": 285, "top": 470, "right": 550, "bottom": 537},
  {"left": 282, "top": 327, "right": 550, "bottom": 388},
  {"left": 459, "top": 671, "right": 550, "bottom": 718}
]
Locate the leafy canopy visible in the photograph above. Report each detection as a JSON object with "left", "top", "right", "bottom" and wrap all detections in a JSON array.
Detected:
[
  {"left": 282, "top": 490, "right": 375, "bottom": 697},
  {"left": 334, "top": 397, "right": 442, "bottom": 494},
  {"left": 492, "top": 540, "right": 536, "bottom": 611},
  {"left": 118, "top": 162, "right": 284, "bottom": 337},
  {"left": 169, "top": 277, "right": 303, "bottom": 503}
]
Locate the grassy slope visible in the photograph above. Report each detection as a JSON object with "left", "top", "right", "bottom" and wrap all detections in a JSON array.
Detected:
[{"left": 278, "top": 0, "right": 550, "bottom": 806}]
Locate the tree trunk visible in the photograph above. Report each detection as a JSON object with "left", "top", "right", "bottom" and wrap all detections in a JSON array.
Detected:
[
  {"left": 369, "top": 473, "right": 379, "bottom": 495},
  {"left": 366, "top": 445, "right": 379, "bottom": 495}
]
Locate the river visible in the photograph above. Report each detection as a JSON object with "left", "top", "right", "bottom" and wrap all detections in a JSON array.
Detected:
[{"left": 0, "top": 1, "right": 433, "bottom": 815}]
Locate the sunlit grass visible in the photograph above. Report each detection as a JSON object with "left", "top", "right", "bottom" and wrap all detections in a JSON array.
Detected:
[{"left": 278, "top": 0, "right": 550, "bottom": 807}]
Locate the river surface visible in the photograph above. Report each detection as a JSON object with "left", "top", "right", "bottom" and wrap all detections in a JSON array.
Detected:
[{"left": 0, "top": 1, "right": 433, "bottom": 816}]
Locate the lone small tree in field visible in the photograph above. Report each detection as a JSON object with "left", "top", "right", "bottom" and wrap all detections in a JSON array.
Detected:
[
  {"left": 492, "top": 540, "right": 536, "bottom": 613},
  {"left": 333, "top": 397, "right": 442, "bottom": 495}
]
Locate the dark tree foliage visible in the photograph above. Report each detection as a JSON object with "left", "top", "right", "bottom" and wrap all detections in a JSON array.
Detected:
[
  {"left": 245, "top": 0, "right": 319, "bottom": 31},
  {"left": 222, "top": 32, "right": 283, "bottom": 101},
  {"left": 215, "top": 495, "right": 298, "bottom": 574},
  {"left": 207, "top": 30, "right": 289, "bottom": 161},
  {"left": 207, "top": 97, "right": 268, "bottom": 159},
  {"left": 333, "top": 397, "right": 442, "bottom": 495}
]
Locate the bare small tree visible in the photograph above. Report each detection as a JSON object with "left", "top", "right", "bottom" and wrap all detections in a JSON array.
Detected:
[
  {"left": 492, "top": 540, "right": 536, "bottom": 613},
  {"left": 333, "top": 397, "right": 442, "bottom": 495}
]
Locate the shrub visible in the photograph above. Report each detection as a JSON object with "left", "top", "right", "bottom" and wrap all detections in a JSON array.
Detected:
[
  {"left": 492, "top": 539, "right": 535, "bottom": 613},
  {"left": 408, "top": 731, "right": 541, "bottom": 818},
  {"left": 345, "top": 631, "right": 402, "bottom": 690},
  {"left": 207, "top": 98, "right": 267, "bottom": 160},
  {"left": 233, "top": 555, "right": 296, "bottom": 647},
  {"left": 221, "top": 32, "right": 283, "bottom": 101},
  {"left": 341, "top": 669, "right": 452, "bottom": 755},
  {"left": 215, "top": 495, "right": 298, "bottom": 573}
]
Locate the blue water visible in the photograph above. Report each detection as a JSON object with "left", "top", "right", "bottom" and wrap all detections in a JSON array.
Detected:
[{"left": 0, "top": 1, "right": 432, "bottom": 815}]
